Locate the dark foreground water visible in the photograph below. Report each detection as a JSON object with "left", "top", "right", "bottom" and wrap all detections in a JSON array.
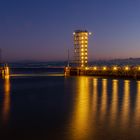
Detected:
[{"left": 0, "top": 74, "right": 140, "bottom": 140}]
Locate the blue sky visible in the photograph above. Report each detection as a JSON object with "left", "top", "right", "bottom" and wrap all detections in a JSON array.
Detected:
[{"left": 0, "top": 0, "right": 140, "bottom": 62}]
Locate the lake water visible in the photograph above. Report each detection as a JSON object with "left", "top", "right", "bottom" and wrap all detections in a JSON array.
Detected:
[{"left": 0, "top": 70, "right": 140, "bottom": 140}]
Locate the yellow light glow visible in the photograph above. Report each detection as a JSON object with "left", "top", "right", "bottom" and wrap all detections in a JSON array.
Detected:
[
  {"left": 125, "top": 66, "right": 129, "bottom": 71},
  {"left": 85, "top": 61, "right": 87, "bottom": 63},
  {"left": 134, "top": 81, "right": 140, "bottom": 127},
  {"left": 113, "top": 67, "right": 117, "bottom": 70},
  {"left": 100, "top": 79, "right": 107, "bottom": 121},
  {"left": 85, "top": 57, "right": 87, "bottom": 59},
  {"left": 3, "top": 66, "right": 10, "bottom": 79},
  {"left": 85, "top": 53, "right": 87, "bottom": 55},
  {"left": 81, "top": 64, "right": 84, "bottom": 67},
  {"left": 3, "top": 78, "right": 10, "bottom": 124},
  {"left": 103, "top": 67, "right": 107, "bottom": 70},
  {"left": 81, "top": 49, "right": 84, "bottom": 51},
  {"left": 82, "top": 61, "right": 84, "bottom": 63},
  {"left": 110, "top": 80, "right": 118, "bottom": 126},
  {"left": 81, "top": 53, "right": 84, "bottom": 55},
  {"left": 121, "top": 80, "right": 130, "bottom": 128},
  {"left": 85, "top": 67, "right": 89, "bottom": 70},
  {"left": 73, "top": 32, "right": 75, "bottom": 35},
  {"left": 81, "top": 57, "right": 84, "bottom": 59},
  {"left": 138, "top": 67, "right": 140, "bottom": 70},
  {"left": 69, "top": 77, "right": 90, "bottom": 139},
  {"left": 93, "top": 67, "right": 97, "bottom": 70}
]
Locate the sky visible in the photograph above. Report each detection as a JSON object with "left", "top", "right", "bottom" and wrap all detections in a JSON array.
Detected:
[{"left": 0, "top": 0, "right": 140, "bottom": 62}]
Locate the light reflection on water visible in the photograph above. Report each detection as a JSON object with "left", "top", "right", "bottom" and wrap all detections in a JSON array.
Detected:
[
  {"left": 68, "top": 77, "right": 140, "bottom": 139},
  {"left": 1, "top": 76, "right": 140, "bottom": 139},
  {"left": 100, "top": 79, "right": 108, "bottom": 122},
  {"left": 69, "top": 77, "right": 90, "bottom": 140},
  {"left": 121, "top": 80, "right": 130, "bottom": 129},
  {"left": 2, "top": 78, "right": 11, "bottom": 124},
  {"left": 109, "top": 80, "right": 118, "bottom": 126},
  {"left": 134, "top": 81, "right": 140, "bottom": 128}
]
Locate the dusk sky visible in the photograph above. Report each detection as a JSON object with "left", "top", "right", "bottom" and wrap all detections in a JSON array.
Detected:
[{"left": 1, "top": 0, "right": 140, "bottom": 62}]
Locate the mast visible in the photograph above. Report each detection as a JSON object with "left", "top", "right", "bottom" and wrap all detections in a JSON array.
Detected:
[{"left": 67, "top": 48, "right": 69, "bottom": 67}]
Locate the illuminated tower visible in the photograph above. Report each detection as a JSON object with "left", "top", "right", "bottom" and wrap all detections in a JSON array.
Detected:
[{"left": 73, "top": 30, "right": 91, "bottom": 67}]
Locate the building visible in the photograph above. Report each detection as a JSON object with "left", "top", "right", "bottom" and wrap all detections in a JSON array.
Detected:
[{"left": 73, "top": 30, "right": 91, "bottom": 67}]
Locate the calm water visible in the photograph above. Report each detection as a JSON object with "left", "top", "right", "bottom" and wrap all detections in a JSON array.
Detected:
[{"left": 0, "top": 74, "right": 140, "bottom": 140}]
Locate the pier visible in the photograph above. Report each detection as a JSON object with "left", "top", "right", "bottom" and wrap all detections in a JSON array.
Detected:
[{"left": 64, "top": 66, "right": 140, "bottom": 79}]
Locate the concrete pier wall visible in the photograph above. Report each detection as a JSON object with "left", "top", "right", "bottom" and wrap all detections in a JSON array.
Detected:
[{"left": 64, "top": 66, "right": 140, "bottom": 79}]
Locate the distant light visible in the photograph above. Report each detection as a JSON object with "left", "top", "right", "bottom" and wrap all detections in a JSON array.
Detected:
[
  {"left": 89, "top": 32, "right": 92, "bottom": 35},
  {"left": 138, "top": 67, "right": 140, "bottom": 70},
  {"left": 93, "top": 66, "right": 97, "bottom": 70},
  {"left": 103, "top": 66, "right": 107, "bottom": 70},
  {"left": 113, "top": 67, "right": 117, "bottom": 70},
  {"left": 73, "top": 32, "right": 75, "bottom": 35},
  {"left": 85, "top": 67, "right": 89, "bottom": 70},
  {"left": 125, "top": 66, "right": 129, "bottom": 70}
]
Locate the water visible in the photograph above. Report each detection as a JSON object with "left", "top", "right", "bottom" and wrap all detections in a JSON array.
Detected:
[{"left": 0, "top": 72, "right": 140, "bottom": 139}]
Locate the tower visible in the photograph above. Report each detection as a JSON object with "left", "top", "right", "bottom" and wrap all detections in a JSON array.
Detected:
[{"left": 73, "top": 30, "right": 91, "bottom": 67}]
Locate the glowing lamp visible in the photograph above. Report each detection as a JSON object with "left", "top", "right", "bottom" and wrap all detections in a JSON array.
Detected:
[
  {"left": 103, "top": 67, "right": 107, "bottom": 70},
  {"left": 89, "top": 32, "right": 92, "bottom": 35},
  {"left": 85, "top": 67, "right": 89, "bottom": 70},
  {"left": 113, "top": 67, "right": 117, "bottom": 70},
  {"left": 93, "top": 67, "right": 97, "bottom": 70},
  {"left": 125, "top": 66, "right": 129, "bottom": 70}
]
